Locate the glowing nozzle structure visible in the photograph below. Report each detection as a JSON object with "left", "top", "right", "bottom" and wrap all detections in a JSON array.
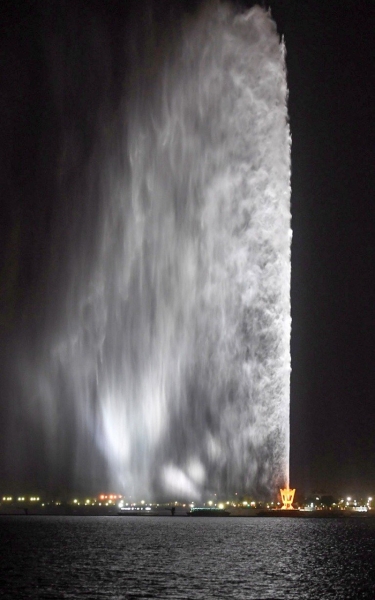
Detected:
[{"left": 280, "top": 488, "right": 295, "bottom": 510}]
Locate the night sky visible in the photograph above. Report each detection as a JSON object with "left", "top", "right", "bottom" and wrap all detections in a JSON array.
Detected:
[
  {"left": 281, "top": 0, "right": 374, "bottom": 496},
  {"left": 0, "top": 0, "right": 374, "bottom": 498}
]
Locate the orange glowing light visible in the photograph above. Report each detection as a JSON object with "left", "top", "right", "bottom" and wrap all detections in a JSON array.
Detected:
[{"left": 280, "top": 488, "right": 295, "bottom": 510}]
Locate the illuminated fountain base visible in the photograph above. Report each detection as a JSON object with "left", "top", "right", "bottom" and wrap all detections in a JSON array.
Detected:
[{"left": 280, "top": 488, "right": 296, "bottom": 510}]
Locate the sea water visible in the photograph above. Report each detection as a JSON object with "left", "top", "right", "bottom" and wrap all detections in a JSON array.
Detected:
[{"left": 1, "top": 516, "right": 374, "bottom": 598}]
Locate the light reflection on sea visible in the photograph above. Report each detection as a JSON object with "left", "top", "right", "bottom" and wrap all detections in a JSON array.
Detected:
[{"left": 0, "top": 516, "right": 375, "bottom": 599}]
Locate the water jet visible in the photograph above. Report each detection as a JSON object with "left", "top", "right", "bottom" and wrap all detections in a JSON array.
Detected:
[{"left": 30, "top": 3, "right": 291, "bottom": 500}]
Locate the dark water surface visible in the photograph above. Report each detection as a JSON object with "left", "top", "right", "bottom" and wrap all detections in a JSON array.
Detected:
[{"left": 1, "top": 516, "right": 375, "bottom": 599}]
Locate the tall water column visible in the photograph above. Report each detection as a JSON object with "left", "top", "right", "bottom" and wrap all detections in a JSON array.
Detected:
[{"left": 30, "top": 3, "right": 291, "bottom": 499}]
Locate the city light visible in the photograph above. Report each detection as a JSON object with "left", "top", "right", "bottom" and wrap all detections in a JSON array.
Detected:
[{"left": 1, "top": 490, "right": 374, "bottom": 515}]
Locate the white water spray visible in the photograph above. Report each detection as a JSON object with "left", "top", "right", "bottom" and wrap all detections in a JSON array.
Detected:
[{"left": 31, "top": 4, "right": 291, "bottom": 498}]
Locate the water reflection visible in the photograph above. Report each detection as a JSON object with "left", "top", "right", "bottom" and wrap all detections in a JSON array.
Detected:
[{"left": 0, "top": 517, "right": 374, "bottom": 598}]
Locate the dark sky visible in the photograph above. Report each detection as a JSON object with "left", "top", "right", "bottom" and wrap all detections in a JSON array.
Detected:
[
  {"left": 280, "top": 0, "right": 375, "bottom": 496},
  {"left": 0, "top": 0, "right": 374, "bottom": 498}
]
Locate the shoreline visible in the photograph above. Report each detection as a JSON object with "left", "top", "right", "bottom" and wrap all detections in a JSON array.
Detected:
[{"left": 1, "top": 508, "right": 373, "bottom": 518}]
